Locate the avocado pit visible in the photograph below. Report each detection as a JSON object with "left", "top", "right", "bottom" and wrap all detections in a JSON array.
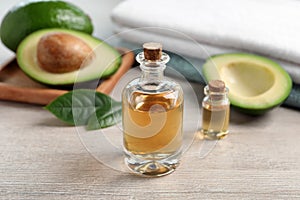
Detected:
[{"left": 37, "top": 32, "right": 94, "bottom": 73}]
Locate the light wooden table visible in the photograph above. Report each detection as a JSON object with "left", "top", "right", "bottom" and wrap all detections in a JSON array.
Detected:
[{"left": 1, "top": 1, "right": 300, "bottom": 199}]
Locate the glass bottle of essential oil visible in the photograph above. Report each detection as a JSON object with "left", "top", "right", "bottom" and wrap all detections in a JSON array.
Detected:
[
  {"left": 122, "top": 42, "right": 184, "bottom": 177},
  {"left": 201, "top": 80, "right": 230, "bottom": 140}
]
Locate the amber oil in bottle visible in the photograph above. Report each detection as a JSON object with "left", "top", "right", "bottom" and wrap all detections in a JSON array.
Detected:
[
  {"left": 122, "top": 42, "right": 183, "bottom": 177},
  {"left": 201, "top": 80, "right": 230, "bottom": 140}
]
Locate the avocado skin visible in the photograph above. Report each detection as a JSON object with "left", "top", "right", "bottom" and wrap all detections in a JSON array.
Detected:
[
  {"left": 0, "top": 1, "right": 93, "bottom": 52},
  {"left": 231, "top": 104, "right": 277, "bottom": 115}
]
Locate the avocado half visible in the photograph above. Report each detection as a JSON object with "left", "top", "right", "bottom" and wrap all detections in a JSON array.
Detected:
[
  {"left": 202, "top": 53, "right": 292, "bottom": 114},
  {"left": 16, "top": 28, "right": 121, "bottom": 86}
]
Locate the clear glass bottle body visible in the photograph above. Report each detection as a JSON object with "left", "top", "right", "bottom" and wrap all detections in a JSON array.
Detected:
[
  {"left": 122, "top": 51, "right": 183, "bottom": 177},
  {"left": 201, "top": 84, "right": 230, "bottom": 140}
]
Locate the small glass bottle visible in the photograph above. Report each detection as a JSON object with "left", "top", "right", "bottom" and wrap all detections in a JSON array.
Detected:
[
  {"left": 122, "top": 42, "right": 184, "bottom": 177},
  {"left": 201, "top": 80, "right": 230, "bottom": 140}
]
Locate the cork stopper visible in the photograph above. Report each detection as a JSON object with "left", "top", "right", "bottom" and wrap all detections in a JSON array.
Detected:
[
  {"left": 208, "top": 80, "right": 226, "bottom": 92},
  {"left": 143, "top": 42, "right": 162, "bottom": 61}
]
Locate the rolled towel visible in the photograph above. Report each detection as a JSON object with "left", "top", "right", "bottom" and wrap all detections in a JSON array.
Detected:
[{"left": 111, "top": 0, "right": 300, "bottom": 84}]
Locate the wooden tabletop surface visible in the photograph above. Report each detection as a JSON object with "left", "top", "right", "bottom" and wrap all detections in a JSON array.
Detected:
[
  {"left": 1, "top": 1, "right": 300, "bottom": 199},
  {"left": 1, "top": 96, "right": 300, "bottom": 199}
]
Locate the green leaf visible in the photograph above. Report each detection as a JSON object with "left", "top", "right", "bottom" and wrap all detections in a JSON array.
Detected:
[
  {"left": 87, "top": 102, "right": 122, "bottom": 130},
  {"left": 45, "top": 89, "right": 121, "bottom": 127}
]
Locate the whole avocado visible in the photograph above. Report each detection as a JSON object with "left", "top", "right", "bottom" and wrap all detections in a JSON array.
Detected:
[{"left": 0, "top": 0, "right": 94, "bottom": 52}]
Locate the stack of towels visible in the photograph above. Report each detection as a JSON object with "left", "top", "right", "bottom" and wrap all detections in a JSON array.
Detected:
[{"left": 111, "top": 0, "right": 300, "bottom": 109}]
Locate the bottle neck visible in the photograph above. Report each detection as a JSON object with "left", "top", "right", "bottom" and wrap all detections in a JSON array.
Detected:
[
  {"left": 136, "top": 52, "right": 169, "bottom": 88},
  {"left": 140, "top": 63, "right": 165, "bottom": 83},
  {"left": 204, "top": 85, "right": 228, "bottom": 101}
]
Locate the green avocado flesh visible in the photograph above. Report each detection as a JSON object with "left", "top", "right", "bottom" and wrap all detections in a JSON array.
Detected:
[
  {"left": 17, "top": 28, "right": 121, "bottom": 86},
  {"left": 202, "top": 53, "right": 292, "bottom": 114}
]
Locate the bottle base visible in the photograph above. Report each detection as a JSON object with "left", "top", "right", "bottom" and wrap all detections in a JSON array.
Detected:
[
  {"left": 124, "top": 151, "right": 181, "bottom": 177},
  {"left": 201, "top": 129, "right": 228, "bottom": 140}
]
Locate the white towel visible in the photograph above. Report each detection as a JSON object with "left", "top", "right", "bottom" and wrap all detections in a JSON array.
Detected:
[{"left": 111, "top": 0, "right": 300, "bottom": 84}]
